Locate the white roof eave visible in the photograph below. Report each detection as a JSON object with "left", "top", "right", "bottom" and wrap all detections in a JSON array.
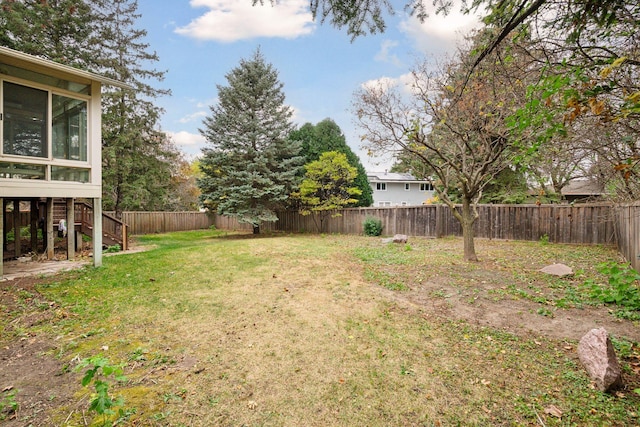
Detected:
[{"left": 0, "top": 45, "right": 133, "bottom": 90}]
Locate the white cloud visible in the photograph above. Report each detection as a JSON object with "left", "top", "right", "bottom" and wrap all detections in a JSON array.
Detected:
[
  {"left": 167, "top": 130, "right": 207, "bottom": 148},
  {"left": 175, "top": 0, "right": 315, "bottom": 42},
  {"left": 196, "top": 99, "right": 216, "bottom": 109},
  {"left": 289, "top": 105, "right": 304, "bottom": 125},
  {"left": 361, "top": 76, "right": 397, "bottom": 91},
  {"left": 361, "top": 73, "right": 415, "bottom": 95},
  {"left": 375, "top": 40, "right": 402, "bottom": 67},
  {"left": 400, "top": 5, "right": 483, "bottom": 53},
  {"left": 179, "top": 111, "right": 208, "bottom": 123}
]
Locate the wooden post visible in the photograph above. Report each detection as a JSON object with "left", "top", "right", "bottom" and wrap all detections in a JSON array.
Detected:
[
  {"left": 13, "top": 199, "right": 21, "bottom": 258},
  {"left": 2, "top": 200, "right": 6, "bottom": 253},
  {"left": 46, "top": 198, "right": 54, "bottom": 260},
  {"left": 0, "top": 198, "right": 3, "bottom": 278},
  {"left": 66, "top": 198, "right": 75, "bottom": 260},
  {"left": 30, "top": 200, "right": 38, "bottom": 253},
  {"left": 93, "top": 198, "right": 102, "bottom": 267},
  {"left": 121, "top": 223, "right": 128, "bottom": 251}
]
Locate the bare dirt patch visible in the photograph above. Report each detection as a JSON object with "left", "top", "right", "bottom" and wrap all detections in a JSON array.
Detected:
[
  {"left": 0, "top": 275, "right": 79, "bottom": 426},
  {"left": 363, "top": 237, "right": 640, "bottom": 342},
  {"left": 400, "top": 281, "right": 640, "bottom": 342}
]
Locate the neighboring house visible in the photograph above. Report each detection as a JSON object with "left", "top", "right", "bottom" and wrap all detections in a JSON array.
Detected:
[
  {"left": 561, "top": 180, "right": 605, "bottom": 203},
  {"left": 0, "top": 46, "right": 129, "bottom": 277},
  {"left": 367, "top": 171, "right": 435, "bottom": 207}
]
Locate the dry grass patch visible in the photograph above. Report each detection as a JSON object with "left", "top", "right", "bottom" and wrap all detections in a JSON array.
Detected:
[{"left": 0, "top": 230, "right": 639, "bottom": 426}]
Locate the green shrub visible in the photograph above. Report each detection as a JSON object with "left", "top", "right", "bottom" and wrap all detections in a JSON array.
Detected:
[{"left": 363, "top": 217, "right": 383, "bottom": 236}]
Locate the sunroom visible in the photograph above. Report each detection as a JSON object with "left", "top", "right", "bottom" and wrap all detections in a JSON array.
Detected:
[{"left": 0, "top": 46, "right": 129, "bottom": 277}]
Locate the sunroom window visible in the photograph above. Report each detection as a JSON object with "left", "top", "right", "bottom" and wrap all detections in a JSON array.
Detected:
[
  {"left": 0, "top": 162, "right": 45, "bottom": 179},
  {"left": 1, "top": 76, "right": 90, "bottom": 183},
  {"left": 2, "top": 81, "right": 48, "bottom": 158},
  {"left": 51, "top": 166, "right": 89, "bottom": 183},
  {"left": 53, "top": 94, "right": 87, "bottom": 161}
]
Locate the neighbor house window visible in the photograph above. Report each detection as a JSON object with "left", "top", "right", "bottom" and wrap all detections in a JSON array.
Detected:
[
  {"left": 404, "top": 183, "right": 410, "bottom": 191},
  {"left": 53, "top": 94, "right": 87, "bottom": 161},
  {"left": 2, "top": 81, "right": 48, "bottom": 158},
  {"left": 376, "top": 182, "right": 387, "bottom": 191},
  {"left": 420, "top": 183, "right": 434, "bottom": 191},
  {"left": 378, "top": 201, "right": 391, "bottom": 207}
]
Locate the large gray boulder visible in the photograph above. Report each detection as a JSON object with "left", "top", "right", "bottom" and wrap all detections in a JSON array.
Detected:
[
  {"left": 392, "top": 234, "right": 408, "bottom": 244},
  {"left": 577, "top": 328, "right": 623, "bottom": 392},
  {"left": 540, "top": 263, "right": 574, "bottom": 277}
]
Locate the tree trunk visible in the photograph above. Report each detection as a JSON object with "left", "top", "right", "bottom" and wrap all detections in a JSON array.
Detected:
[
  {"left": 253, "top": 224, "right": 260, "bottom": 235},
  {"left": 460, "top": 197, "right": 478, "bottom": 262}
]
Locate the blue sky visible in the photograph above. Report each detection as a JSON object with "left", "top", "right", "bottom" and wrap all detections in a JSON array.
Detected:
[{"left": 135, "top": 0, "right": 481, "bottom": 170}]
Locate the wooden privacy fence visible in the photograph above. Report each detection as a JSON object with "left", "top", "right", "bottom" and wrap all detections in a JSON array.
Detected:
[
  {"left": 613, "top": 203, "right": 640, "bottom": 272},
  {"left": 94, "top": 203, "right": 640, "bottom": 270},
  {"left": 110, "top": 211, "right": 214, "bottom": 235},
  {"left": 216, "top": 204, "right": 617, "bottom": 245},
  {"left": 214, "top": 203, "right": 640, "bottom": 264}
]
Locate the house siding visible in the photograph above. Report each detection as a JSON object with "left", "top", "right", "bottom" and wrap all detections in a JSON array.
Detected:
[{"left": 368, "top": 172, "right": 435, "bottom": 207}]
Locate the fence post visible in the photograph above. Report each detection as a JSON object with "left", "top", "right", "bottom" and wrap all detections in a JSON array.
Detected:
[
  {"left": 435, "top": 205, "right": 445, "bottom": 238},
  {"left": 122, "top": 224, "right": 128, "bottom": 251}
]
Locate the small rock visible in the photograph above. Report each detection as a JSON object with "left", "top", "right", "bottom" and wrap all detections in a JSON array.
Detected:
[
  {"left": 577, "top": 328, "right": 623, "bottom": 392},
  {"left": 392, "top": 234, "right": 408, "bottom": 244},
  {"left": 540, "top": 263, "right": 573, "bottom": 277},
  {"left": 544, "top": 404, "right": 563, "bottom": 418}
]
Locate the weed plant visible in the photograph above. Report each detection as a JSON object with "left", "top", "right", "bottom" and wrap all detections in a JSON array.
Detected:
[
  {"left": 587, "top": 261, "right": 640, "bottom": 318},
  {"left": 0, "top": 389, "right": 18, "bottom": 421}
]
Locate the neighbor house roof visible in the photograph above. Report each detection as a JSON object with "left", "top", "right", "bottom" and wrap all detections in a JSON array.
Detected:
[
  {"left": 561, "top": 180, "right": 605, "bottom": 197},
  {"left": 367, "top": 171, "right": 430, "bottom": 183},
  {"left": 0, "top": 45, "right": 132, "bottom": 89}
]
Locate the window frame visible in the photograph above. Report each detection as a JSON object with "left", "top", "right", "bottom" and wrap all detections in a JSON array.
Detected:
[
  {"left": 376, "top": 182, "right": 387, "bottom": 191},
  {"left": 0, "top": 74, "right": 92, "bottom": 183}
]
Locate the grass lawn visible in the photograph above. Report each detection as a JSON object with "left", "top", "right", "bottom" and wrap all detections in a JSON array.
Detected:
[{"left": 1, "top": 229, "right": 639, "bottom": 426}]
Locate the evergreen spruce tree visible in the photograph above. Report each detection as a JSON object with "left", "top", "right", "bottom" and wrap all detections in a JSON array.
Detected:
[
  {"left": 91, "top": 0, "right": 175, "bottom": 216},
  {"left": 198, "top": 50, "right": 303, "bottom": 234},
  {"left": 290, "top": 119, "right": 373, "bottom": 207}
]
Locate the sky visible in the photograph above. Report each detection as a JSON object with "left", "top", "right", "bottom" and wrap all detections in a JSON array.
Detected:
[{"left": 134, "top": 0, "right": 482, "bottom": 171}]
